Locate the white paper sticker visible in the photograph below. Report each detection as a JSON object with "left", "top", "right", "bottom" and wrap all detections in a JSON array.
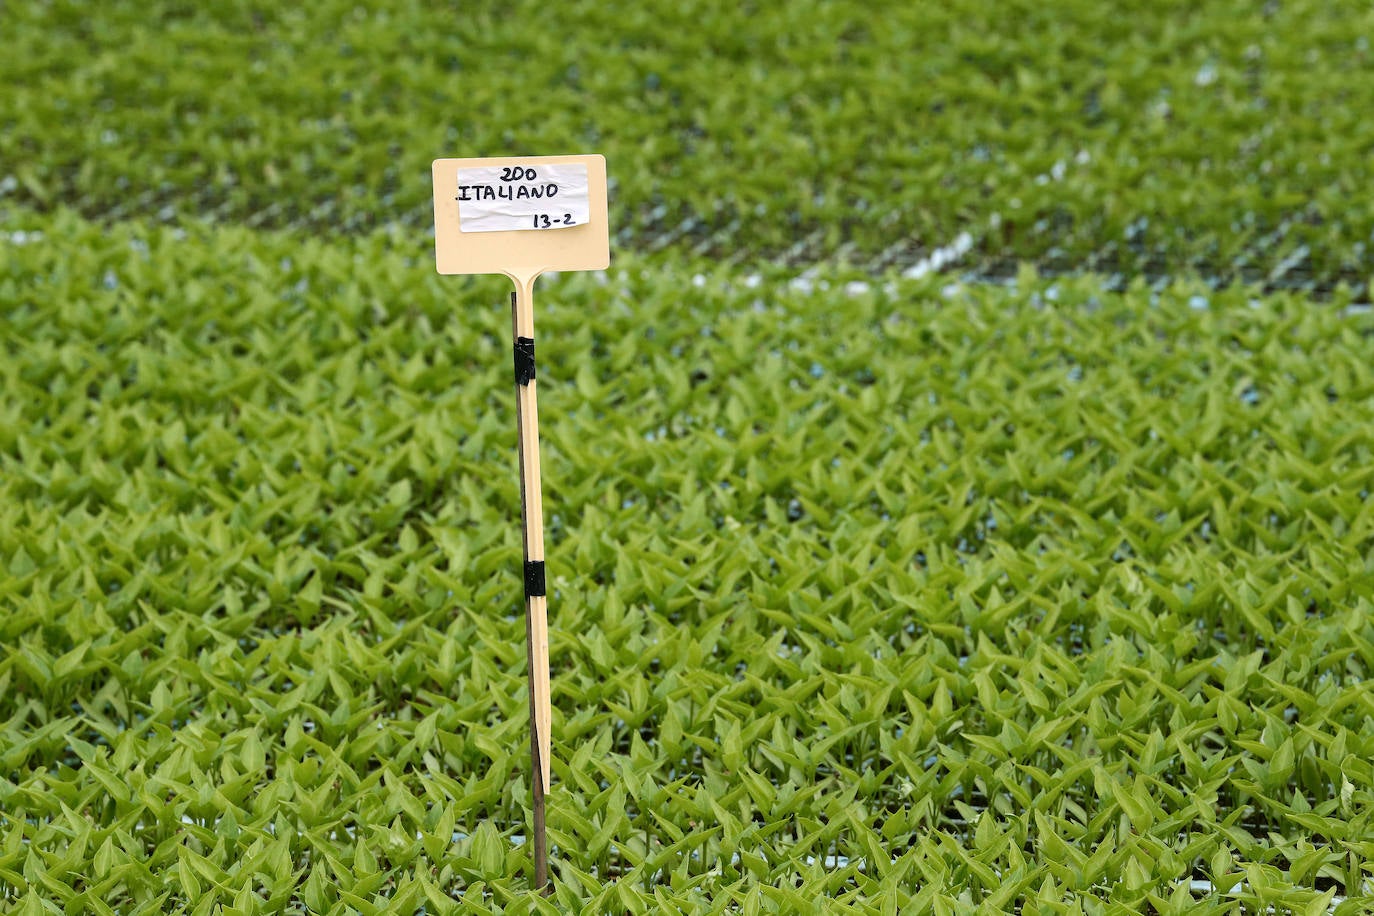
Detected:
[{"left": 456, "top": 163, "right": 591, "bottom": 233}]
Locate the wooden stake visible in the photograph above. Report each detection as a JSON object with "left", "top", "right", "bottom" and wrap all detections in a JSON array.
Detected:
[
  {"left": 433, "top": 153, "right": 607, "bottom": 898},
  {"left": 510, "top": 283, "right": 552, "bottom": 894}
]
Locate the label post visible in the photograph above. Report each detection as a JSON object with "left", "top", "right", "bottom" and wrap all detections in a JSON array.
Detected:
[{"left": 433, "top": 154, "right": 609, "bottom": 894}]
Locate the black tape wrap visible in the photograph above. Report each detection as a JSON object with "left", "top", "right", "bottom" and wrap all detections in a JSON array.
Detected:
[
  {"left": 514, "top": 337, "right": 536, "bottom": 386},
  {"left": 524, "top": 560, "right": 546, "bottom": 598}
]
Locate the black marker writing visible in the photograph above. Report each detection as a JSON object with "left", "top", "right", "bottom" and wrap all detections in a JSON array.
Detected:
[{"left": 457, "top": 183, "right": 559, "bottom": 202}]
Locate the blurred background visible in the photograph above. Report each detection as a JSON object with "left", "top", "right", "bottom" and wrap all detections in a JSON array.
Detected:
[{"left": 5, "top": 0, "right": 1372, "bottom": 294}]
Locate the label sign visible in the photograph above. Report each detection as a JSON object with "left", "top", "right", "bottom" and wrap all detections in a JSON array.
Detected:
[
  {"left": 433, "top": 154, "right": 609, "bottom": 279},
  {"left": 456, "top": 163, "right": 590, "bottom": 233}
]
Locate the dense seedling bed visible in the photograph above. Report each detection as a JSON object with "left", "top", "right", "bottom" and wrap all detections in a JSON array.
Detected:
[
  {"left": 1, "top": 212, "right": 1372, "bottom": 912},
  {"left": 4, "top": 0, "right": 1374, "bottom": 285}
]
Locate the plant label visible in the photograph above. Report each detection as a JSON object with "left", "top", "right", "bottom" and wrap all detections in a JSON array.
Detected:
[{"left": 433, "top": 154, "right": 609, "bottom": 279}]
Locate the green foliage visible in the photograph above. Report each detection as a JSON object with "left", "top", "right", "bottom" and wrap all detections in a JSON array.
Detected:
[
  {"left": 3, "top": 0, "right": 1374, "bottom": 283},
  {"left": 2, "top": 211, "right": 1372, "bottom": 911}
]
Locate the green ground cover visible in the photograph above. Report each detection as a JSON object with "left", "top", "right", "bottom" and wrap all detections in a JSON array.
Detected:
[
  {"left": 6, "top": 0, "right": 1374, "bottom": 911},
  {"left": 2, "top": 210, "right": 1373, "bottom": 912},
  {"left": 4, "top": 0, "right": 1374, "bottom": 284}
]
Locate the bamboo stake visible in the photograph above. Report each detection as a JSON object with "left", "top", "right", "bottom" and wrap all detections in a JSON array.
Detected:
[
  {"left": 510, "top": 282, "right": 552, "bottom": 894},
  {"left": 433, "top": 154, "right": 607, "bottom": 898}
]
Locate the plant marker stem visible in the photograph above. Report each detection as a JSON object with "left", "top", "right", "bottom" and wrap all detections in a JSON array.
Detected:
[{"left": 510, "top": 283, "right": 552, "bottom": 894}]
